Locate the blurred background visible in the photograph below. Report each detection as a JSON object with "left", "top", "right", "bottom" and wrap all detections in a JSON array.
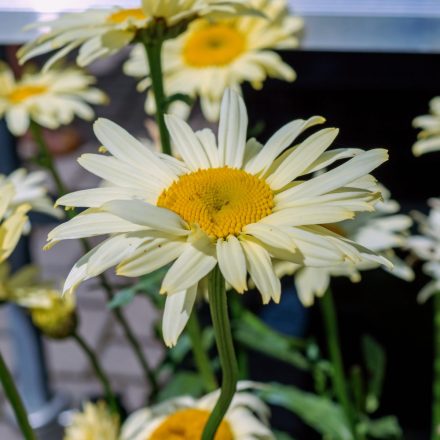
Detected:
[{"left": 0, "top": 1, "right": 439, "bottom": 439}]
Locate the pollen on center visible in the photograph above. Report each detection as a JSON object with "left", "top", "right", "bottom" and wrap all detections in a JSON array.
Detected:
[{"left": 157, "top": 167, "right": 274, "bottom": 238}]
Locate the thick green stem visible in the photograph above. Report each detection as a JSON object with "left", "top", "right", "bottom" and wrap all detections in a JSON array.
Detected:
[
  {"left": 202, "top": 267, "right": 238, "bottom": 440},
  {"left": 72, "top": 331, "right": 119, "bottom": 415},
  {"left": 29, "top": 122, "right": 159, "bottom": 398},
  {"left": 320, "top": 289, "right": 358, "bottom": 438},
  {"left": 0, "top": 351, "right": 36, "bottom": 440},
  {"left": 187, "top": 312, "right": 218, "bottom": 393},
  {"left": 143, "top": 40, "right": 172, "bottom": 156},
  {"left": 433, "top": 292, "right": 440, "bottom": 440}
]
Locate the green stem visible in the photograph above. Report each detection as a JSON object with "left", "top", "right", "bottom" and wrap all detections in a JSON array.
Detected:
[
  {"left": 187, "top": 311, "right": 218, "bottom": 392},
  {"left": 0, "top": 351, "right": 36, "bottom": 440},
  {"left": 143, "top": 39, "right": 172, "bottom": 156},
  {"left": 202, "top": 267, "right": 238, "bottom": 440},
  {"left": 320, "top": 289, "right": 358, "bottom": 439},
  {"left": 433, "top": 292, "right": 440, "bottom": 440},
  {"left": 72, "top": 331, "right": 119, "bottom": 415},
  {"left": 29, "top": 122, "right": 159, "bottom": 398}
]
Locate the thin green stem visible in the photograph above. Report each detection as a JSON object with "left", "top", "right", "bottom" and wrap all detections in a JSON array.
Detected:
[
  {"left": 29, "top": 122, "right": 159, "bottom": 398},
  {"left": 72, "top": 331, "right": 119, "bottom": 415},
  {"left": 320, "top": 289, "right": 358, "bottom": 439},
  {"left": 143, "top": 40, "right": 172, "bottom": 155},
  {"left": 0, "top": 351, "right": 36, "bottom": 440},
  {"left": 433, "top": 292, "right": 440, "bottom": 440},
  {"left": 202, "top": 267, "right": 238, "bottom": 440},
  {"left": 187, "top": 312, "right": 218, "bottom": 392}
]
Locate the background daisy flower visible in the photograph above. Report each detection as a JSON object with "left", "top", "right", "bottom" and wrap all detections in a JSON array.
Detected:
[
  {"left": 121, "top": 383, "right": 273, "bottom": 439},
  {"left": 47, "top": 89, "right": 389, "bottom": 346},
  {"left": 124, "top": 0, "right": 303, "bottom": 121},
  {"left": 18, "top": 0, "right": 254, "bottom": 70},
  {"left": 274, "top": 186, "right": 413, "bottom": 306},
  {"left": 412, "top": 96, "right": 440, "bottom": 156},
  {"left": 0, "top": 62, "right": 107, "bottom": 136}
]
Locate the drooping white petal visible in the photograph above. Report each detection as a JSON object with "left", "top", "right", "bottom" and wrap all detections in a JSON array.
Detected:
[
  {"left": 162, "top": 285, "right": 197, "bottom": 347},
  {"left": 295, "top": 267, "right": 331, "bottom": 307},
  {"left": 217, "top": 89, "right": 248, "bottom": 168},
  {"left": 216, "top": 236, "right": 247, "bottom": 293},
  {"left": 243, "top": 223, "right": 296, "bottom": 253}
]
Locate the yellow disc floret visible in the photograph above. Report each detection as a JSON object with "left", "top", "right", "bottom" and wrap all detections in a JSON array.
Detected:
[
  {"left": 8, "top": 85, "right": 47, "bottom": 104},
  {"left": 183, "top": 23, "right": 246, "bottom": 67},
  {"left": 150, "top": 408, "right": 234, "bottom": 440},
  {"left": 107, "top": 8, "right": 146, "bottom": 24},
  {"left": 157, "top": 167, "right": 274, "bottom": 238}
]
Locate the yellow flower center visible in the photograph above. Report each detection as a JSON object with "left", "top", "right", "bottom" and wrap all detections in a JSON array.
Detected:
[
  {"left": 157, "top": 167, "right": 274, "bottom": 238},
  {"left": 107, "top": 8, "right": 146, "bottom": 24},
  {"left": 183, "top": 24, "right": 246, "bottom": 67},
  {"left": 8, "top": 85, "right": 47, "bottom": 104},
  {"left": 150, "top": 408, "right": 234, "bottom": 440}
]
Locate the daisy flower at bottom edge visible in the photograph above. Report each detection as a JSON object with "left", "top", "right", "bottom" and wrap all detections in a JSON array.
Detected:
[{"left": 46, "top": 88, "right": 391, "bottom": 347}]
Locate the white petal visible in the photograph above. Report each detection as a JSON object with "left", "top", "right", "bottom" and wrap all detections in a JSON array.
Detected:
[
  {"left": 103, "top": 200, "right": 188, "bottom": 236},
  {"left": 162, "top": 285, "right": 197, "bottom": 347},
  {"left": 165, "top": 114, "right": 210, "bottom": 170},
  {"left": 295, "top": 267, "right": 330, "bottom": 307},
  {"left": 217, "top": 89, "right": 248, "bottom": 168},
  {"left": 216, "top": 236, "right": 247, "bottom": 293},
  {"left": 5, "top": 107, "right": 30, "bottom": 136},
  {"left": 195, "top": 128, "right": 220, "bottom": 168},
  {"left": 240, "top": 238, "right": 281, "bottom": 304},
  {"left": 243, "top": 223, "right": 296, "bottom": 253}
]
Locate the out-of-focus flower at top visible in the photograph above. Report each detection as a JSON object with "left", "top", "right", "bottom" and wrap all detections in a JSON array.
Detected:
[
  {"left": 408, "top": 198, "right": 440, "bottom": 303},
  {"left": 0, "top": 62, "right": 107, "bottom": 136},
  {"left": 63, "top": 401, "right": 119, "bottom": 440},
  {"left": 273, "top": 185, "right": 413, "bottom": 306},
  {"left": 47, "top": 89, "right": 389, "bottom": 346},
  {"left": 121, "top": 382, "right": 273, "bottom": 439},
  {"left": 412, "top": 97, "right": 440, "bottom": 156},
  {"left": 18, "top": 0, "right": 256, "bottom": 70},
  {"left": 124, "top": 0, "right": 302, "bottom": 121}
]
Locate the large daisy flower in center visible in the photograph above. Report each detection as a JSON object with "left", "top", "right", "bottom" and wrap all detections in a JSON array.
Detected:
[{"left": 49, "top": 89, "right": 389, "bottom": 346}]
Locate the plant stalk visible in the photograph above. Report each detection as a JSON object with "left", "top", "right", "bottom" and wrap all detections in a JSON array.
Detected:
[
  {"left": 202, "top": 267, "right": 238, "bottom": 440},
  {"left": 187, "top": 311, "right": 218, "bottom": 393},
  {"left": 0, "top": 351, "right": 36, "bottom": 440},
  {"left": 320, "top": 288, "right": 358, "bottom": 439}
]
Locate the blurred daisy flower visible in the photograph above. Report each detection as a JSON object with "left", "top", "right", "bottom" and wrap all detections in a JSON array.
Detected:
[
  {"left": 273, "top": 185, "right": 413, "bottom": 306},
  {"left": 47, "top": 89, "right": 389, "bottom": 346},
  {"left": 18, "top": 0, "right": 255, "bottom": 70},
  {"left": 121, "top": 383, "right": 273, "bottom": 439},
  {"left": 408, "top": 198, "right": 440, "bottom": 303},
  {"left": 63, "top": 401, "right": 119, "bottom": 440},
  {"left": 412, "top": 97, "right": 440, "bottom": 156},
  {"left": 0, "top": 62, "right": 107, "bottom": 136},
  {"left": 124, "top": 0, "right": 302, "bottom": 121}
]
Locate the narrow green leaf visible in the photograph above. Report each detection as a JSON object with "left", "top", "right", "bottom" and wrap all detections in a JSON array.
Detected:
[
  {"left": 364, "top": 416, "right": 402, "bottom": 439},
  {"left": 274, "top": 430, "right": 297, "bottom": 440},
  {"left": 107, "top": 288, "right": 136, "bottom": 309},
  {"left": 157, "top": 371, "right": 205, "bottom": 402}
]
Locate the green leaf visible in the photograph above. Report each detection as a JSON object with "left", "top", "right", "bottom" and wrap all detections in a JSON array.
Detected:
[
  {"left": 157, "top": 372, "right": 205, "bottom": 402},
  {"left": 274, "top": 430, "right": 297, "bottom": 440},
  {"left": 107, "top": 288, "right": 136, "bottom": 309},
  {"left": 364, "top": 416, "right": 402, "bottom": 439},
  {"left": 362, "top": 335, "right": 386, "bottom": 413},
  {"left": 165, "top": 93, "right": 194, "bottom": 108},
  {"left": 234, "top": 311, "right": 309, "bottom": 370},
  {"left": 259, "top": 383, "right": 353, "bottom": 440}
]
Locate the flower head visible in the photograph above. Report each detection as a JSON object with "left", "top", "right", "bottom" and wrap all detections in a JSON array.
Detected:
[
  {"left": 412, "top": 96, "right": 440, "bottom": 156},
  {"left": 48, "top": 89, "right": 389, "bottom": 346},
  {"left": 0, "top": 62, "right": 107, "bottom": 136},
  {"left": 124, "top": 0, "right": 302, "bottom": 121},
  {"left": 408, "top": 198, "right": 440, "bottom": 303},
  {"left": 64, "top": 401, "right": 119, "bottom": 440},
  {"left": 18, "top": 1, "right": 254, "bottom": 70},
  {"left": 121, "top": 383, "right": 273, "bottom": 439}
]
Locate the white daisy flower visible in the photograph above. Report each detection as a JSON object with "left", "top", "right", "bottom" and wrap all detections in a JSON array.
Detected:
[
  {"left": 408, "top": 198, "right": 440, "bottom": 303},
  {"left": 412, "top": 96, "right": 440, "bottom": 156},
  {"left": 48, "top": 89, "right": 390, "bottom": 346},
  {"left": 18, "top": 0, "right": 254, "bottom": 70},
  {"left": 124, "top": 0, "right": 302, "bottom": 121},
  {"left": 273, "top": 185, "right": 413, "bottom": 306},
  {"left": 63, "top": 401, "right": 119, "bottom": 440},
  {"left": 121, "top": 383, "right": 273, "bottom": 440},
  {"left": 0, "top": 62, "right": 107, "bottom": 136}
]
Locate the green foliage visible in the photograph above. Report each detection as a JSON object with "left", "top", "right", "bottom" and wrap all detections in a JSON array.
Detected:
[
  {"left": 274, "top": 430, "right": 297, "bottom": 440},
  {"left": 361, "top": 416, "right": 402, "bottom": 439},
  {"left": 259, "top": 383, "right": 353, "bottom": 440},
  {"left": 157, "top": 371, "right": 205, "bottom": 402}
]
